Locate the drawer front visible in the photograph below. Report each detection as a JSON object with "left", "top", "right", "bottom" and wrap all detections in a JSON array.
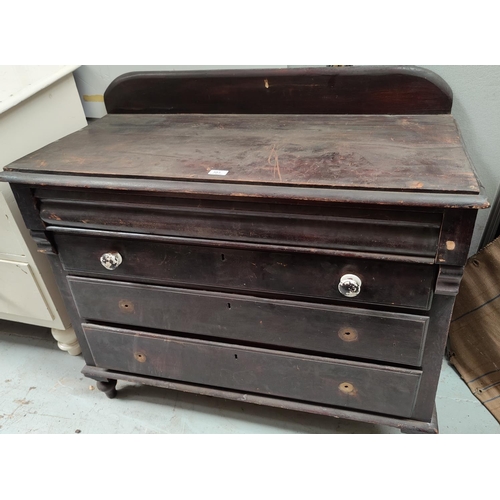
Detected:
[
  {"left": 55, "top": 231, "right": 437, "bottom": 310},
  {"left": 82, "top": 324, "right": 422, "bottom": 418},
  {"left": 39, "top": 193, "right": 442, "bottom": 258},
  {"left": 69, "top": 277, "right": 429, "bottom": 366}
]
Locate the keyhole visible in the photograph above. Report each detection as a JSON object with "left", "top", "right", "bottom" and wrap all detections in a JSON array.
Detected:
[
  {"left": 234, "top": 354, "right": 238, "bottom": 359},
  {"left": 119, "top": 299, "right": 134, "bottom": 313},
  {"left": 221, "top": 254, "right": 225, "bottom": 261},
  {"left": 339, "top": 382, "right": 355, "bottom": 394},
  {"left": 134, "top": 352, "right": 146, "bottom": 363},
  {"left": 338, "top": 327, "right": 358, "bottom": 342},
  {"left": 227, "top": 302, "right": 231, "bottom": 309}
]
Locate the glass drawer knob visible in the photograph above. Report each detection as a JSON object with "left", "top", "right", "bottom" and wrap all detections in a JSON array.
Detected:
[
  {"left": 100, "top": 251, "right": 122, "bottom": 270},
  {"left": 338, "top": 274, "right": 362, "bottom": 297}
]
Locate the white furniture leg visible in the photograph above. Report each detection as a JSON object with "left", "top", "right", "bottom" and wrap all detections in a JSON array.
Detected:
[{"left": 51, "top": 327, "right": 82, "bottom": 356}]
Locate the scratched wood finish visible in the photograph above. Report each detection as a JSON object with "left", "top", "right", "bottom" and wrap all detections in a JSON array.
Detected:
[
  {"left": 48, "top": 227, "right": 436, "bottom": 264},
  {"left": 39, "top": 198, "right": 442, "bottom": 259},
  {"left": 2, "top": 172, "right": 488, "bottom": 210},
  {"left": 54, "top": 231, "right": 437, "bottom": 310},
  {"left": 69, "top": 277, "right": 429, "bottom": 366},
  {"left": 82, "top": 323, "right": 422, "bottom": 418},
  {"left": 436, "top": 209, "right": 479, "bottom": 266},
  {"left": 5, "top": 114, "right": 480, "bottom": 194},
  {"left": 103, "top": 66, "right": 452, "bottom": 115}
]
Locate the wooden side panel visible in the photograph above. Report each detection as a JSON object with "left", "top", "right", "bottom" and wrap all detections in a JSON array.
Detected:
[
  {"left": 9, "top": 185, "right": 46, "bottom": 231},
  {"left": 82, "top": 323, "right": 422, "bottom": 418},
  {"left": 436, "top": 209, "right": 478, "bottom": 266},
  {"left": 411, "top": 294, "right": 457, "bottom": 421},
  {"left": 68, "top": 277, "right": 429, "bottom": 367},
  {"left": 103, "top": 66, "right": 452, "bottom": 115},
  {"left": 55, "top": 232, "right": 437, "bottom": 310}
]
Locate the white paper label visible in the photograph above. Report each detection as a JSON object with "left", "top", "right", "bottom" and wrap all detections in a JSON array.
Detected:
[{"left": 208, "top": 170, "right": 229, "bottom": 176}]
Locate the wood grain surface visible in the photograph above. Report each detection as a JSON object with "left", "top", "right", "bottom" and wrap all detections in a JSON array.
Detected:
[
  {"left": 5, "top": 114, "right": 479, "bottom": 194},
  {"left": 54, "top": 231, "right": 437, "bottom": 309},
  {"left": 69, "top": 277, "right": 429, "bottom": 366},
  {"left": 103, "top": 66, "right": 452, "bottom": 115},
  {"left": 82, "top": 323, "right": 422, "bottom": 418}
]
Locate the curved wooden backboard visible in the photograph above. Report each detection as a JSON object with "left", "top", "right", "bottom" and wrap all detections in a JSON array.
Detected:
[{"left": 104, "top": 66, "right": 452, "bottom": 115}]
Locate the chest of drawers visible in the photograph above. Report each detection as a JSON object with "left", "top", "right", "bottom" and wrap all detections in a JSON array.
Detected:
[{"left": 1, "top": 67, "right": 488, "bottom": 433}]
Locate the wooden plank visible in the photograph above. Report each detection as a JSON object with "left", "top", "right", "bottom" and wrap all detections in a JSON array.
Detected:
[
  {"left": 3, "top": 114, "right": 480, "bottom": 194},
  {"left": 1, "top": 173, "right": 489, "bottom": 209},
  {"left": 54, "top": 231, "right": 437, "bottom": 310},
  {"left": 103, "top": 66, "right": 452, "bottom": 115},
  {"left": 68, "top": 277, "right": 430, "bottom": 367},
  {"left": 82, "top": 323, "right": 422, "bottom": 418}
]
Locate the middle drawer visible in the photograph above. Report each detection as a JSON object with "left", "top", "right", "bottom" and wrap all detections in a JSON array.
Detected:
[{"left": 68, "top": 277, "right": 429, "bottom": 367}]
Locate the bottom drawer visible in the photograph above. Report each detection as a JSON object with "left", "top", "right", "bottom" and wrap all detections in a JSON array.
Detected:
[{"left": 82, "top": 323, "right": 421, "bottom": 418}]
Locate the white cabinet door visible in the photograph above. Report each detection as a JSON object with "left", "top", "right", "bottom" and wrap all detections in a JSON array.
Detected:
[
  {"left": 0, "top": 259, "right": 54, "bottom": 321},
  {"left": 0, "top": 190, "right": 25, "bottom": 257}
]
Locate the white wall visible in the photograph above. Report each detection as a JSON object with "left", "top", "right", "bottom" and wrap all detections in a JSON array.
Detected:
[{"left": 74, "top": 65, "right": 500, "bottom": 254}]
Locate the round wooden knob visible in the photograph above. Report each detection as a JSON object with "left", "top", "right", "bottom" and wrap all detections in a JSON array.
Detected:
[
  {"left": 338, "top": 274, "right": 362, "bottom": 297},
  {"left": 100, "top": 251, "right": 122, "bottom": 270}
]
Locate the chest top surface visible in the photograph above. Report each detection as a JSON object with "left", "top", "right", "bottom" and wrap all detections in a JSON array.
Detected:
[{"left": 5, "top": 113, "right": 480, "bottom": 195}]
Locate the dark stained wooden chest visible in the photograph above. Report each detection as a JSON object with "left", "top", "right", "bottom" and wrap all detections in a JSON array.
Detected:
[{"left": 1, "top": 66, "right": 489, "bottom": 433}]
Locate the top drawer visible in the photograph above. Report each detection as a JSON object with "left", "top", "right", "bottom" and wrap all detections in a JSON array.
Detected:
[
  {"left": 38, "top": 190, "right": 442, "bottom": 259},
  {"left": 52, "top": 229, "right": 437, "bottom": 310}
]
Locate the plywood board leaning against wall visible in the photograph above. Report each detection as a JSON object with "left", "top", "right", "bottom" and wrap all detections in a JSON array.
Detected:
[{"left": 448, "top": 236, "right": 500, "bottom": 423}]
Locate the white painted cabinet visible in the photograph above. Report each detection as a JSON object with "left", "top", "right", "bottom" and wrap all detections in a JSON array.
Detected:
[{"left": 0, "top": 66, "right": 88, "bottom": 354}]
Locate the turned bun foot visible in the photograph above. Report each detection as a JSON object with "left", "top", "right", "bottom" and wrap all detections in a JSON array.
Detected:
[{"left": 96, "top": 380, "right": 118, "bottom": 399}]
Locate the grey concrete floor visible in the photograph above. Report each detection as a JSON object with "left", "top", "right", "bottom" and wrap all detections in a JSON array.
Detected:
[{"left": 0, "top": 319, "right": 498, "bottom": 434}]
